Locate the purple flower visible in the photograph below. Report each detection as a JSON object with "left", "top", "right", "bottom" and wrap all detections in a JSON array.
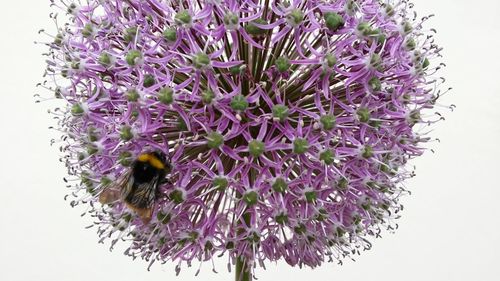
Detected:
[{"left": 42, "top": 0, "right": 447, "bottom": 278}]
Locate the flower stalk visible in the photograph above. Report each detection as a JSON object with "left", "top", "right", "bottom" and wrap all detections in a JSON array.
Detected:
[{"left": 235, "top": 257, "right": 251, "bottom": 281}]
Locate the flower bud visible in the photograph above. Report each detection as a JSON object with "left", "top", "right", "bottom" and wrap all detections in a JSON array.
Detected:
[
  {"left": 206, "top": 132, "right": 224, "bottom": 149},
  {"left": 275, "top": 56, "right": 291, "bottom": 73},
  {"left": 272, "top": 104, "right": 289, "bottom": 122},
  {"left": 163, "top": 27, "right": 177, "bottom": 42},
  {"left": 293, "top": 138, "right": 309, "bottom": 154},
  {"left": 248, "top": 140, "right": 265, "bottom": 157},
  {"left": 324, "top": 12, "right": 344, "bottom": 32},
  {"left": 242, "top": 191, "right": 259, "bottom": 207},
  {"left": 175, "top": 10, "right": 192, "bottom": 26},
  {"left": 272, "top": 177, "right": 288, "bottom": 193},
  {"left": 158, "top": 87, "right": 174, "bottom": 104},
  {"left": 230, "top": 95, "right": 248, "bottom": 111},
  {"left": 320, "top": 114, "right": 336, "bottom": 130},
  {"left": 125, "top": 50, "right": 142, "bottom": 66}
]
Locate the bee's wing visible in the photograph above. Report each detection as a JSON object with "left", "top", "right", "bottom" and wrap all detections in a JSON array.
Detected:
[
  {"left": 98, "top": 172, "right": 132, "bottom": 205},
  {"left": 125, "top": 173, "right": 162, "bottom": 224}
]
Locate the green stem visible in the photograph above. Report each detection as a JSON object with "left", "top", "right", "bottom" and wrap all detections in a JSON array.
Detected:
[{"left": 235, "top": 257, "right": 251, "bottom": 281}]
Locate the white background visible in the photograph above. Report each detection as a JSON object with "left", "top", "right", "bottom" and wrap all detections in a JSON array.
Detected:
[{"left": 1, "top": 0, "right": 499, "bottom": 280}]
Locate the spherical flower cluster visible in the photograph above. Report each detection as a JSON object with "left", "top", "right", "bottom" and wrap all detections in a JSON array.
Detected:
[{"left": 42, "top": 0, "right": 446, "bottom": 275}]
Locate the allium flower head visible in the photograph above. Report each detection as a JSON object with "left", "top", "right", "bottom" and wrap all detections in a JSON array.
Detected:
[{"left": 42, "top": 0, "right": 447, "bottom": 275}]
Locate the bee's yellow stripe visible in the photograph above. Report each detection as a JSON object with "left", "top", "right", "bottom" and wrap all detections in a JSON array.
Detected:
[{"left": 137, "top": 153, "right": 165, "bottom": 170}]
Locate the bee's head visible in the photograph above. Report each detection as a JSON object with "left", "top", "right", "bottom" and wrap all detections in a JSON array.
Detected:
[
  {"left": 151, "top": 150, "right": 172, "bottom": 172},
  {"left": 151, "top": 150, "right": 166, "bottom": 163}
]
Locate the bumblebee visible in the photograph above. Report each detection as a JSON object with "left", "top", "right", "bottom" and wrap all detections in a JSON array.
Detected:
[{"left": 99, "top": 151, "right": 171, "bottom": 224}]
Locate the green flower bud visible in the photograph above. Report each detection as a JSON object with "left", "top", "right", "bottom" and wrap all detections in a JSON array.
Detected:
[
  {"left": 304, "top": 191, "right": 317, "bottom": 203},
  {"left": 71, "top": 103, "right": 84, "bottom": 116},
  {"left": 275, "top": 212, "right": 288, "bottom": 225},
  {"left": 87, "top": 126, "right": 99, "bottom": 142},
  {"left": 361, "top": 199, "right": 371, "bottom": 210},
  {"left": 163, "top": 27, "right": 177, "bottom": 42},
  {"left": 158, "top": 87, "right": 174, "bottom": 105},
  {"left": 369, "top": 120, "right": 382, "bottom": 128},
  {"left": 82, "top": 23, "right": 95, "bottom": 38},
  {"left": 402, "top": 21, "right": 413, "bottom": 34},
  {"left": 287, "top": 9, "right": 304, "bottom": 26},
  {"left": 225, "top": 241, "right": 235, "bottom": 249},
  {"left": 357, "top": 108, "right": 370, "bottom": 123},
  {"left": 272, "top": 177, "right": 288, "bottom": 193},
  {"left": 293, "top": 138, "right": 309, "bottom": 154},
  {"left": 319, "top": 150, "right": 335, "bottom": 165},
  {"left": 175, "top": 10, "right": 192, "bottom": 26},
  {"left": 248, "top": 140, "right": 265, "bottom": 157},
  {"left": 213, "top": 177, "right": 229, "bottom": 191},
  {"left": 247, "top": 231, "right": 260, "bottom": 243},
  {"left": 405, "top": 38, "right": 416, "bottom": 50},
  {"left": 324, "top": 12, "right": 344, "bottom": 32},
  {"left": 143, "top": 74, "right": 155, "bottom": 88},
  {"left": 346, "top": 0, "right": 357, "bottom": 15},
  {"left": 54, "top": 33, "right": 64, "bottom": 46},
  {"left": 409, "top": 110, "right": 421, "bottom": 124},
  {"left": 315, "top": 209, "right": 328, "bottom": 221},
  {"left": 320, "top": 114, "right": 336, "bottom": 130},
  {"left": 157, "top": 212, "right": 171, "bottom": 224},
  {"left": 169, "top": 189, "right": 185, "bottom": 204},
  {"left": 99, "top": 52, "right": 112, "bottom": 67},
  {"left": 125, "top": 50, "right": 142, "bottom": 66},
  {"left": 223, "top": 12, "right": 240, "bottom": 29},
  {"left": 201, "top": 89, "right": 215, "bottom": 104},
  {"left": 87, "top": 144, "right": 98, "bottom": 155},
  {"left": 123, "top": 27, "right": 138, "bottom": 43},
  {"left": 206, "top": 132, "right": 224, "bottom": 149},
  {"left": 70, "top": 61, "right": 81, "bottom": 70},
  {"left": 383, "top": 4, "right": 395, "bottom": 17},
  {"left": 368, "top": 77, "right": 382, "bottom": 92},
  {"left": 362, "top": 145, "right": 373, "bottom": 158},
  {"left": 373, "top": 29, "right": 386, "bottom": 43},
  {"left": 177, "top": 116, "right": 188, "bottom": 131},
  {"left": 422, "top": 58, "right": 430, "bottom": 69},
  {"left": 230, "top": 95, "right": 248, "bottom": 111},
  {"left": 275, "top": 56, "right": 291, "bottom": 73},
  {"left": 126, "top": 89, "right": 140, "bottom": 102},
  {"left": 245, "top": 18, "right": 267, "bottom": 35},
  {"left": 230, "top": 64, "right": 243, "bottom": 75},
  {"left": 119, "top": 151, "right": 133, "bottom": 166},
  {"left": 204, "top": 241, "right": 214, "bottom": 251},
  {"left": 81, "top": 172, "right": 93, "bottom": 189},
  {"left": 338, "top": 178, "right": 348, "bottom": 190},
  {"left": 370, "top": 53, "right": 382, "bottom": 70},
  {"left": 193, "top": 52, "right": 210, "bottom": 69},
  {"left": 120, "top": 126, "right": 133, "bottom": 141},
  {"left": 100, "top": 176, "right": 112, "bottom": 186},
  {"left": 357, "top": 22, "right": 373, "bottom": 36},
  {"left": 272, "top": 104, "right": 289, "bottom": 122},
  {"left": 294, "top": 223, "right": 307, "bottom": 234},
  {"left": 324, "top": 53, "right": 337, "bottom": 68},
  {"left": 242, "top": 191, "right": 259, "bottom": 207}
]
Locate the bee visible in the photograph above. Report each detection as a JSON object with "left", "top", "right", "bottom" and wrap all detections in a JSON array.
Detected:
[{"left": 99, "top": 151, "right": 172, "bottom": 224}]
